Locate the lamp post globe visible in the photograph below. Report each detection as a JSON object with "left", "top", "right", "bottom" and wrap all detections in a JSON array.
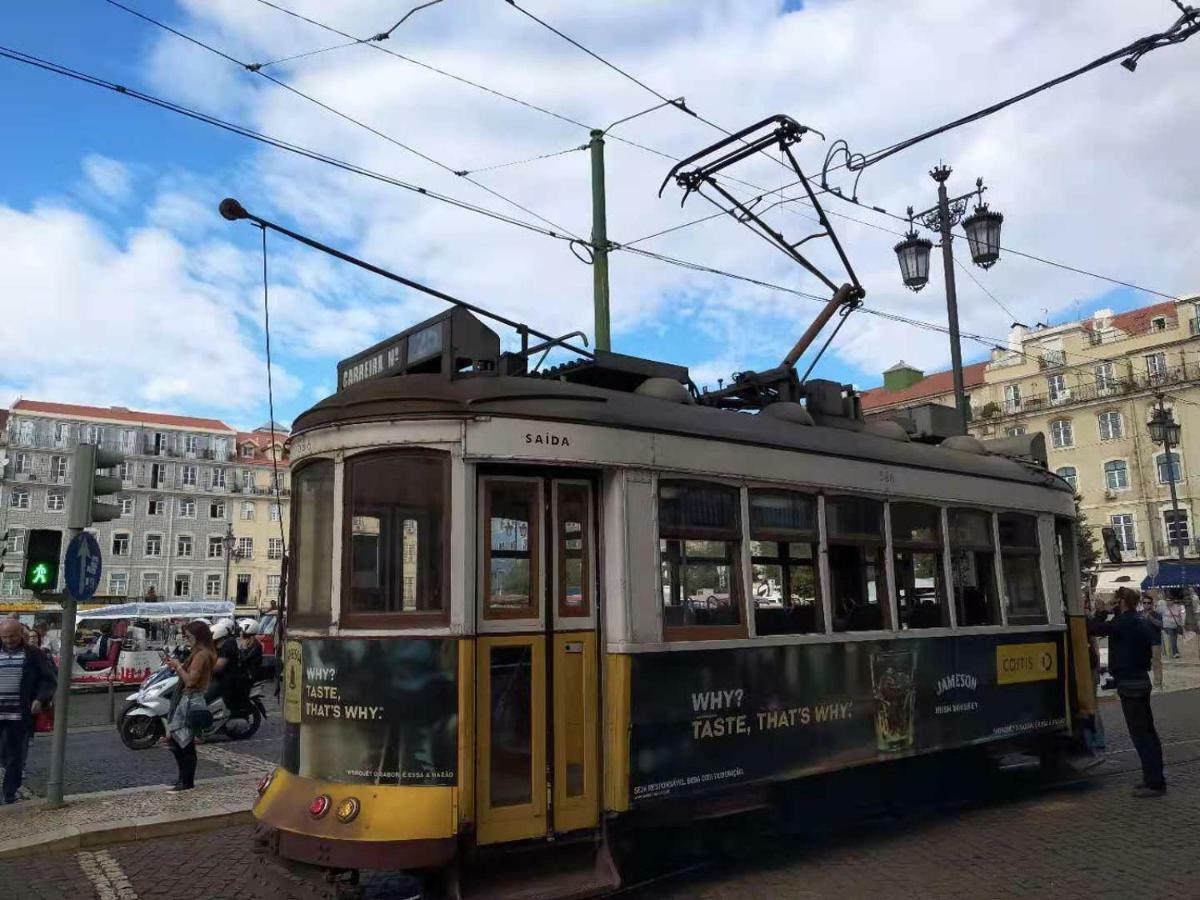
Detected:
[
  {"left": 963, "top": 203, "right": 1004, "bottom": 269},
  {"left": 894, "top": 231, "right": 933, "bottom": 291}
]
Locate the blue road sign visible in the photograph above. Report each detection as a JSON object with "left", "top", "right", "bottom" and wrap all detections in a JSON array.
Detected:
[{"left": 65, "top": 531, "right": 103, "bottom": 601}]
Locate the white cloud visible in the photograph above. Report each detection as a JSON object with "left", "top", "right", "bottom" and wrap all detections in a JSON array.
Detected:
[{"left": 80, "top": 155, "right": 132, "bottom": 203}]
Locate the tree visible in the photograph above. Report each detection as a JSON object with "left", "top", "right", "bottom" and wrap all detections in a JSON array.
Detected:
[{"left": 1075, "top": 495, "right": 1099, "bottom": 578}]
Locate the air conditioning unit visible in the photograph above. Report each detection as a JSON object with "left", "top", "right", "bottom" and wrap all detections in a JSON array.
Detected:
[{"left": 1104, "top": 489, "right": 1117, "bottom": 500}]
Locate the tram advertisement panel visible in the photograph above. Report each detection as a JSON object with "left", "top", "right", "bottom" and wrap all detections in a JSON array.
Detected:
[
  {"left": 282, "top": 638, "right": 457, "bottom": 786},
  {"left": 628, "top": 632, "right": 1066, "bottom": 802}
]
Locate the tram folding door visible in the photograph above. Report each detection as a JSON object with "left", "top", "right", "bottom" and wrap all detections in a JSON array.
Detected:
[{"left": 475, "top": 475, "right": 600, "bottom": 846}]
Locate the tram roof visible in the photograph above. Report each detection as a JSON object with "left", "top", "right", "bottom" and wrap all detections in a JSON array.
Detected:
[{"left": 294, "top": 373, "right": 1068, "bottom": 492}]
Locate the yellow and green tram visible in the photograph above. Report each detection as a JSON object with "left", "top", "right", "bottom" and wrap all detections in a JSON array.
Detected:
[{"left": 254, "top": 308, "right": 1096, "bottom": 896}]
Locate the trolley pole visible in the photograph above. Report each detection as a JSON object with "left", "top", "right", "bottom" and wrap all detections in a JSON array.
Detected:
[
  {"left": 45, "top": 527, "right": 81, "bottom": 808},
  {"left": 932, "top": 166, "right": 968, "bottom": 435},
  {"left": 589, "top": 129, "right": 611, "bottom": 352}
]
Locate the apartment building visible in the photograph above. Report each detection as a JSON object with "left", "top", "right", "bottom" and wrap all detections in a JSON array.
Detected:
[
  {"left": 861, "top": 298, "right": 1200, "bottom": 564},
  {"left": 228, "top": 423, "right": 291, "bottom": 610},
  {"left": 0, "top": 401, "right": 289, "bottom": 607}
]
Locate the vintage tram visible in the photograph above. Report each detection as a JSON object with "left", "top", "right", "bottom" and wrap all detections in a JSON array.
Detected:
[{"left": 253, "top": 306, "right": 1095, "bottom": 897}]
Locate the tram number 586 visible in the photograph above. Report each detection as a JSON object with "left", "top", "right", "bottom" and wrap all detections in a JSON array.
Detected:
[{"left": 878, "top": 468, "right": 896, "bottom": 486}]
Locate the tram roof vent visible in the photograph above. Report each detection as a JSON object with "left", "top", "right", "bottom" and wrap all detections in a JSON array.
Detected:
[
  {"left": 538, "top": 350, "right": 690, "bottom": 394},
  {"left": 940, "top": 435, "right": 987, "bottom": 454},
  {"left": 864, "top": 420, "right": 911, "bottom": 442},
  {"left": 760, "top": 402, "right": 814, "bottom": 426},
  {"left": 802, "top": 379, "right": 864, "bottom": 430},
  {"left": 634, "top": 377, "right": 695, "bottom": 404}
]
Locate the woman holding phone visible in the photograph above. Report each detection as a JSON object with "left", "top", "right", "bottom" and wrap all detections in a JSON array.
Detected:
[{"left": 162, "top": 620, "right": 217, "bottom": 792}]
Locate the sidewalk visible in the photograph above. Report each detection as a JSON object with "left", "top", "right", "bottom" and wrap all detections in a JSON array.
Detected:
[
  {"left": 1099, "top": 650, "right": 1200, "bottom": 697},
  {"left": 0, "top": 774, "right": 258, "bottom": 860}
]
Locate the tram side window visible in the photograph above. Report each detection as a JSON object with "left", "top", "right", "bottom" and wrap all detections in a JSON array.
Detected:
[
  {"left": 344, "top": 452, "right": 447, "bottom": 623},
  {"left": 827, "top": 496, "right": 891, "bottom": 632},
  {"left": 948, "top": 510, "right": 1001, "bottom": 626},
  {"left": 484, "top": 479, "right": 540, "bottom": 619},
  {"left": 290, "top": 459, "right": 334, "bottom": 626},
  {"left": 556, "top": 483, "right": 591, "bottom": 618},
  {"left": 891, "top": 503, "right": 948, "bottom": 629},
  {"left": 999, "top": 513, "right": 1047, "bottom": 625},
  {"left": 749, "top": 490, "right": 822, "bottom": 635},
  {"left": 659, "top": 481, "right": 744, "bottom": 636}
]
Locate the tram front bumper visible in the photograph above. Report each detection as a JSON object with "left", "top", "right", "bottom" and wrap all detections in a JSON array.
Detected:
[{"left": 255, "top": 768, "right": 458, "bottom": 870}]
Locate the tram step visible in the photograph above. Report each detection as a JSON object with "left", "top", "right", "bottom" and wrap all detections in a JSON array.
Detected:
[{"left": 456, "top": 838, "right": 620, "bottom": 900}]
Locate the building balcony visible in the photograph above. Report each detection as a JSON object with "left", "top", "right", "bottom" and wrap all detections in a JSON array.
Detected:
[{"left": 1152, "top": 539, "right": 1200, "bottom": 559}]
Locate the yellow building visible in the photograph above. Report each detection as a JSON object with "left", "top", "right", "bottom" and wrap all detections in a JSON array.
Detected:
[
  {"left": 229, "top": 423, "right": 291, "bottom": 611},
  {"left": 863, "top": 298, "right": 1200, "bottom": 565}
]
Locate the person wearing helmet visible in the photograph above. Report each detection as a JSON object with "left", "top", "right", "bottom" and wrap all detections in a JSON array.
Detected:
[
  {"left": 205, "top": 619, "right": 242, "bottom": 713},
  {"left": 237, "top": 620, "right": 264, "bottom": 685}
]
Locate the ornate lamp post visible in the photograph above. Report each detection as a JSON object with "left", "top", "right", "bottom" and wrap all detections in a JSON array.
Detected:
[
  {"left": 221, "top": 522, "right": 246, "bottom": 604},
  {"left": 894, "top": 167, "right": 1005, "bottom": 433},
  {"left": 1148, "top": 396, "right": 1185, "bottom": 561}
]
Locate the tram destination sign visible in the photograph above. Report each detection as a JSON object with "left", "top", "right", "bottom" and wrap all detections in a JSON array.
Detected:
[{"left": 627, "top": 632, "right": 1067, "bottom": 803}]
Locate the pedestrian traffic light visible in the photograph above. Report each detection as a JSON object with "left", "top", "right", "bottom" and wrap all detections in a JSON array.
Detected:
[
  {"left": 1100, "top": 526, "right": 1123, "bottom": 565},
  {"left": 23, "top": 529, "right": 63, "bottom": 592},
  {"left": 68, "top": 443, "right": 125, "bottom": 529}
]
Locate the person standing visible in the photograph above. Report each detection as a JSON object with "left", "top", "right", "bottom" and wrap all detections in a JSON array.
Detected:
[
  {"left": 1156, "top": 595, "right": 1184, "bottom": 659},
  {"left": 162, "top": 621, "right": 217, "bottom": 793},
  {"left": 1089, "top": 587, "right": 1165, "bottom": 797},
  {"left": 0, "top": 619, "right": 57, "bottom": 803}
]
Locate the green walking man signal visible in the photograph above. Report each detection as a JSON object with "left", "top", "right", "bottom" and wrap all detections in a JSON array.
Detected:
[{"left": 22, "top": 529, "right": 63, "bottom": 592}]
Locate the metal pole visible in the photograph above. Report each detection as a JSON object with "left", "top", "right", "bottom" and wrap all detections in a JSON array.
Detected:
[
  {"left": 1160, "top": 398, "right": 1186, "bottom": 563},
  {"left": 932, "top": 166, "right": 968, "bottom": 434},
  {"left": 45, "top": 527, "right": 80, "bottom": 808},
  {"left": 589, "top": 129, "right": 611, "bottom": 352},
  {"left": 224, "top": 524, "right": 232, "bottom": 604}
]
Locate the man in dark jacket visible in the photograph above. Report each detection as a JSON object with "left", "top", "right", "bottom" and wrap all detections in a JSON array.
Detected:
[
  {"left": 0, "top": 619, "right": 57, "bottom": 803},
  {"left": 1089, "top": 587, "right": 1164, "bottom": 796}
]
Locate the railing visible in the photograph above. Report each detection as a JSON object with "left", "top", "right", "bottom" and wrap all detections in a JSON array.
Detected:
[
  {"left": 980, "top": 363, "right": 1193, "bottom": 421},
  {"left": 1152, "top": 539, "right": 1200, "bottom": 559}
]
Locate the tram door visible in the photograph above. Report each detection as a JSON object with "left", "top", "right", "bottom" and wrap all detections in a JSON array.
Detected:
[{"left": 476, "top": 475, "right": 600, "bottom": 846}]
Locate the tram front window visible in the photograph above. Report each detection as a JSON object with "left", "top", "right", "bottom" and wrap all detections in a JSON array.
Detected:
[
  {"left": 290, "top": 459, "right": 333, "bottom": 625},
  {"left": 949, "top": 509, "right": 1001, "bottom": 626},
  {"left": 891, "top": 503, "right": 947, "bottom": 629},
  {"left": 827, "top": 496, "right": 891, "bottom": 632},
  {"left": 344, "top": 451, "right": 447, "bottom": 623},
  {"left": 749, "top": 490, "right": 822, "bottom": 635},
  {"left": 999, "top": 513, "right": 1047, "bottom": 625},
  {"left": 659, "top": 481, "right": 743, "bottom": 634}
]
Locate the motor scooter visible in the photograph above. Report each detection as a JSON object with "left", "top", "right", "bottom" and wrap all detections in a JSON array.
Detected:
[{"left": 118, "top": 663, "right": 268, "bottom": 750}]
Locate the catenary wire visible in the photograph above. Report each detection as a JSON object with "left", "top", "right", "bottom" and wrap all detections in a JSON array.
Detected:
[
  {"left": 454, "top": 143, "right": 589, "bottom": 177},
  {"left": 258, "top": 226, "right": 288, "bottom": 556}
]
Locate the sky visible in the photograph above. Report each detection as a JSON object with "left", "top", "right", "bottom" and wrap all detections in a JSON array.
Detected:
[{"left": 1, "top": 0, "right": 1197, "bottom": 430}]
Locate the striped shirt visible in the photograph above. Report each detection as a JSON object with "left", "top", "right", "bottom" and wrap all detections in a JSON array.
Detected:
[{"left": 0, "top": 649, "right": 24, "bottom": 721}]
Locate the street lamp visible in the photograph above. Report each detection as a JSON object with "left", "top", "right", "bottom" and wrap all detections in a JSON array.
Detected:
[
  {"left": 221, "top": 522, "right": 246, "bottom": 604},
  {"left": 1148, "top": 396, "right": 1186, "bottom": 560},
  {"left": 893, "top": 167, "right": 1005, "bottom": 433}
]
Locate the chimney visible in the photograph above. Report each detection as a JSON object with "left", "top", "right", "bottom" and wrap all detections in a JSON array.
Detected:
[{"left": 883, "top": 361, "right": 925, "bottom": 392}]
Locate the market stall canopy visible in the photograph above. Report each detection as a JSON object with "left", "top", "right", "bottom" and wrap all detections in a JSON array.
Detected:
[
  {"left": 1142, "top": 562, "right": 1200, "bottom": 591},
  {"left": 78, "top": 601, "right": 236, "bottom": 620},
  {"left": 1093, "top": 565, "right": 1146, "bottom": 598}
]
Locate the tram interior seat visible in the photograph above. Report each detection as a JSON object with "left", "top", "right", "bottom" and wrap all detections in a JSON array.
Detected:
[
  {"left": 755, "top": 605, "right": 819, "bottom": 635},
  {"left": 905, "top": 600, "right": 943, "bottom": 629}
]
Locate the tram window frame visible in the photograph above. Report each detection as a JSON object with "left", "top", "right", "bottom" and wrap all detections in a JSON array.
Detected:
[
  {"left": 288, "top": 458, "right": 335, "bottom": 628},
  {"left": 482, "top": 477, "right": 542, "bottom": 621},
  {"left": 748, "top": 489, "right": 823, "bottom": 635},
  {"left": 948, "top": 509, "right": 1002, "bottom": 627},
  {"left": 555, "top": 481, "right": 592, "bottom": 620},
  {"left": 998, "top": 512, "right": 1048, "bottom": 625},
  {"left": 825, "top": 495, "right": 892, "bottom": 633},
  {"left": 890, "top": 502, "right": 948, "bottom": 630},
  {"left": 341, "top": 449, "right": 450, "bottom": 628},
  {"left": 658, "top": 479, "right": 748, "bottom": 641}
]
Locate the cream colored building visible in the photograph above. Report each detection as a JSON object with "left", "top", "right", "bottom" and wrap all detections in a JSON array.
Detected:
[
  {"left": 228, "top": 423, "right": 292, "bottom": 610},
  {"left": 862, "top": 298, "right": 1200, "bottom": 564}
]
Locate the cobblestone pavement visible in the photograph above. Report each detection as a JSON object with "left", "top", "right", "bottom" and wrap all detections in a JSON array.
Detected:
[{"left": 1, "top": 690, "right": 1196, "bottom": 900}]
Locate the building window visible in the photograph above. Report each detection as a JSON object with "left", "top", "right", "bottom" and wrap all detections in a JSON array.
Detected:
[
  {"left": 10, "top": 490, "right": 29, "bottom": 510},
  {"left": 241, "top": 501, "right": 255, "bottom": 521},
  {"left": 112, "top": 532, "right": 131, "bottom": 556},
  {"left": 119, "top": 461, "right": 133, "bottom": 483},
  {"left": 1, "top": 576, "right": 20, "bottom": 597},
  {"left": 949, "top": 510, "right": 1001, "bottom": 626},
  {"left": 267, "top": 537, "right": 284, "bottom": 560},
  {"left": 242, "top": 444, "right": 256, "bottom": 459},
  {"left": 181, "top": 465, "right": 197, "bottom": 486},
  {"left": 13, "top": 453, "right": 31, "bottom": 474},
  {"left": 748, "top": 489, "right": 821, "bottom": 635},
  {"left": 148, "top": 498, "right": 164, "bottom": 516},
  {"left": 269, "top": 504, "right": 281, "bottom": 522},
  {"left": 891, "top": 502, "right": 947, "bottom": 629},
  {"left": 5, "top": 529, "right": 25, "bottom": 554},
  {"left": 46, "top": 491, "right": 65, "bottom": 512},
  {"left": 54, "top": 422, "right": 70, "bottom": 446},
  {"left": 1164, "top": 510, "right": 1190, "bottom": 548},
  {"left": 1109, "top": 514, "right": 1136, "bottom": 552},
  {"left": 185, "top": 435, "right": 198, "bottom": 455},
  {"left": 1104, "top": 460, "right": 1129, "bottom": 491},
  {"left": 150, "top": 463, "right": 166, "bottom": 488},
  {"left": 481, "top": 479, "right": 540, "bottom": 619},
  {"left": 176, "top": 535, "right": 193, "bottom": 558},
  {"left": 205, "top": 574, "right": 222, "bottom": 598},
  {"left": 173, "top": 573, "right": 191, "bottom": 598},
  {"left": 212, "top": 468, "right": 226, "bottom": 489},
  {"left": 208, "top": 536, "right": 224, "bottom": 559},
  {"left": 119, "top": 497, "right": 134, "bottom": 516},
  {"left": 998, "top": 513, "right": 1046, "bottom": 625},
  {"left": 121, "top": 429, "right": 137, "bottom": 453},
  {"left": 1098, "top": 410, "right": 1123, "bottom": 441},
  {"left": 84, "top": 424, "right": 102, "bottom": 445},
  {"left": 145, "top": 534, "right": 163, "bottom": 557},
  {"left": 1046, "top": 373, "right": 1068, "bottom": 404},
  {"left": 1151, "top": 316, "right": 1167, "bottom": 332},
  {"left": 108, "top": 572, "right": 128, "bottom": 597},
  {"left": 237, "top": 537, "right": 253, "bottom": 559},
  {"left": 236, "top": 573, "right": 252, "bottom": 603},
  {"left": 1003, "top": 383, "right": 1021, "bottom": 412},
  {"left": 1049, "top": 419, "right": 1073, "bottom": 449},
  {"left": 1005, "top": 425, "right": 1027, "bottom": 437},
  {"left": 1056, "top": 467, "right": 1078, "bottom": 492},
  {"left": 1145, "top": 352, "right": 1167, "bottom": 380},
  {"left": 827, "top": 496, "right": 890, "bottom": 632},
  {"left": 51, "top": 455, "right": 68, "bottom": 479},
  {"left": 241, "top": 470, "right": 254, "bottom": 491},
  {"left": 659, "top": 480, "right": 744, "bottom": 635},
  {"left": 266, "top": 575, "right": 280, "bottom": 600},
  {"left": 178, "top": 499, "right": 196, "bottom": 518},
  {"left": 1095, "top": 362, "right": 1117, "bottom": 392},
  {"left": 1157, "top": 451, "right": 1182, "bottom": 484},
  {"left": 210, "top": 500, "right": 225, "bottom": 519},
  {"left": 141, "top": 573, "right": 161, "bottom": 597},
  {"left": 292, "top": 459, "right": 335, "bottom": 625}
]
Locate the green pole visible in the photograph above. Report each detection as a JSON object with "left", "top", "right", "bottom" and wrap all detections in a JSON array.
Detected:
[{"left": 589, "top": 129, "right": 611, "bottom": 352}]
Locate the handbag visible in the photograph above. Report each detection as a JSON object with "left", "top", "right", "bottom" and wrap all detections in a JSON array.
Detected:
[
  {"left": 34, "top": 707, "right": 55, "bottom": 733},
  {"left": 186, "top": 706, "right": 214, "bottom": 731}
]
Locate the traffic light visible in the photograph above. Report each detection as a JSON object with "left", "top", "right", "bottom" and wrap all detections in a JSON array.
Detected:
[
  {"left": 68, "top": 443, "right": 124, "bottom": 529},
  {"left": 1100, "top": 526, "right": 1123, "bottom": 565},
  {"left": 23, "top": 529, "right": 63, "bottom": 591}
]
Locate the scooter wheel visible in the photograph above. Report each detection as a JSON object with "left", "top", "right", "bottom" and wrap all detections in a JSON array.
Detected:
[{"left": 119, "top": 712, "right": 164, "bottom": 751}]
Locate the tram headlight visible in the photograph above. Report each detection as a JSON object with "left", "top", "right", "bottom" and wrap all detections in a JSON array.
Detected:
[
  {"left": 335, "top": 797, "right": 361, "bottom": 824},
  {"left": 309, "top": 794, "right": 332, "bottom": 819}
]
